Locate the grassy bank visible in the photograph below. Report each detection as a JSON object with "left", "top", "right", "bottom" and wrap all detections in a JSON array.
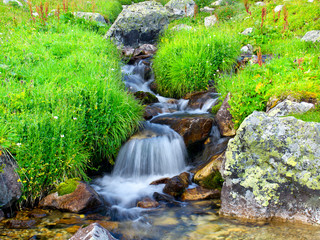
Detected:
[{"left": 0, "top": 2, "right": 142, "bottom": 204}]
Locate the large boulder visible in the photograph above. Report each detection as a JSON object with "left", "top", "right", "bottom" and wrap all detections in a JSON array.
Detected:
[
  {"left": 165, "top": 0, "right": 195, "bottom": 18},
  {"left": 0, "top": 152, "right": 22, "bottom": 209},
  {"left": 151, "top": 113, "right": 214, "bottom": 148},
  {"left": 39, "top": 182, "right": 103, "bottom": 213},
  {"left": 267, "top": 100, "right": 314, "bottom": 117},
  {"left": 215, "top": 93, "right": 236, "bottom": 137},
  {"left": 106, "top": 1, "right": 170, "bottom": 47},
  {"left": 221, "top": 111, "right": 320, "bottom": 224},
  {"left": 69, "top": 223, "right": 117, "bottom": 240}
]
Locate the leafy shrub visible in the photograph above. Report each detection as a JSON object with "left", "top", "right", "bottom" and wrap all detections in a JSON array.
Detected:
[
  {"left": 153, "top": 27, "right": 240, "bottom": 98},
  {"left": 0, "top": 19, "right": 142, "bottom": 204}
]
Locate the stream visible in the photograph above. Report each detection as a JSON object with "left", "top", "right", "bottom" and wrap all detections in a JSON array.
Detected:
[{"left": 1, "top": 60, "right": 320, "bottom": 239}]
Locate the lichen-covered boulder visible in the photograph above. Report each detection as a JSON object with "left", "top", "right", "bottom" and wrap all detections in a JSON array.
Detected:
[
  {"left": 221, "top": 111, "right": 320, "bottom": 224},
  {"left": 74, "top": 12, "right": 107, "bottom": 24},
  {"left": 106, "top": 1, "right": 170, "bottom": 47},
  {"left": 165, "top": 0, "right": 195, "bottom": 18},
  {"left": 0, "top": 152, "right": 22, "bottom": 209},
  {"left": 267, "top": 100, "right": 314, "bottom": 117},
  {"left": 302, "top": 30, "right": 320, "bottom": 42}
]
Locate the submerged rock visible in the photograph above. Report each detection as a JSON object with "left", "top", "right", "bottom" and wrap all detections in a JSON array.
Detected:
[
  {"left": 151, "top": 114, "right": 214, "bottom": 148},
  {"left": 301, "top": 30, "right": 320, "bottom": 42},
  {"left": 5, "top": 219, "right": 38, "bottom": 229},
  {"left": 267, "top": 100, "right": 314, "bottom": 117},
  {"left": 181, "top": 186, "right": 220, "bottom": 201},
  {"left": 69, "top": 223, "right": 117, "bottom": 240},
  {"left": 0, "top": 151, "right": 22, "bottom": 210},
  {"left": 165, "top": 0, "right": 196, "bottom": 18},
  {"left": 106, "top": 1, "right": 170, "bottom": 47},
  {"left": 39, "top": 182, "right": 102, "bottom": 213},
  {"left": 221, "top": 111, "right": 320, "bottom": 224},
  {"left": 215, "top": 93, "right": 236, "bottom": 137}
]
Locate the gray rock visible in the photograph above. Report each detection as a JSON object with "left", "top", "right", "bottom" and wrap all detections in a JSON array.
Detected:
[
  {"left": 255, "top": 1, "right": 266, "bottom": 6},
  {"left": 211, "top": 0, "right": 222, "bottom": 6},
  {"left": 106, "top": 1, "right": 170, "bottom": 47},
  {"left": 204, "top": 15, "right": 218, "bottom": 27},
  {"left": 274, "top": 5, "right": 284, "bottom": 12},
  {"left": 241, "top": 27, "right": 253, "bottom": 35},
  {"left": 267, "top": 100, "right": 314, "bottom": 117},
  {"left": 308, "top": 0, "right": 314, "bottom": 2},
  {"left": 0, "top": 151, "right": 22, "bottom": 209},
  {"left": 240, "top": 44, "right": 253, "bottom": 55},
  {"left": 165, "top": 0, "right": 195, "bottom": 18},
  {"left": 301, "top": 30, "right": 320, "bottom": 42},
  {"left": 69, "top": 223, "right": 117, "bottom": 240},
  {"left": 74, "top": 12, "right": 107, "bottom": 24},
  {"left": 215, "top": 93, "right": 236, "bottom": 137},
  {"left": 3, "top": 0, "right": 23, "bottom": 7},
  {"left": 221, "top": 111, "right": 320, "bottom": 224},
  {"left": 171, "top": 24, "right": 193, "bottom": 31},
  {"left": 200, "top": 6, "right": 215, "bottom": 13}
]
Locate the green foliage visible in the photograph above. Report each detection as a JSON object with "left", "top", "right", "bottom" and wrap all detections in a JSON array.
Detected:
[
  {"left": 291, "top": 106, "right": 320, "bottom": 123},
  {"left": 215, "top": 1, "right": 244, "bottom": 21},
  {"left": 201, "top": 171, "right": 224, "bottom": 190},
  {"left": 153, "top": 27, "right": 241, "bottom": 98},
  {"left": 0, "top": 6, "right": 143, "bottom": 204},
  {"left": 57, "top": 178, "right": 80, "bottom": 196},
  {"left": 211, "top": 102, "right": 222, "bottom": 115}
]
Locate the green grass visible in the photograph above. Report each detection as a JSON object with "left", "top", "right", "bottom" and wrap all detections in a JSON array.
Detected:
[
  {"left": 153, "top": 26, "right": 241, "bottom": 98},
  {"left": 0, "top": 3, "right": 143, "bottom": 205},
  {"left": 291, "top": 106, "right": 320, "bottom": 123}
]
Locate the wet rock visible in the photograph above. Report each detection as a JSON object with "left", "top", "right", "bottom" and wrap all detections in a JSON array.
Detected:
[
  {"left": 74, "top": 12, "right": 106, "bottom": 24},
  {"left": 134, "top": 44, "right": 157, "bottom": 56},
  {"left": 301, "top": 30, "right": 320, "bottom": 42},
  {"left": 69, "top": 223, "right": 117, "bottom": 240},
  {"left": 204, "top": 15, "right": 218, "bottom": 27},
  {"left": 5, "top": 219, "right": 38, "bottom": 229},
  {"left": 0, "top": 209, "right": 4, "bottom": 221},
  {"left": 134, "top": 91, "right": 159, "bottom": 105},
  {"left": 149, "top": 81, "right": 158, "bottom": 93},
  {"left": 171, "top": 24, "right": 193, "bottom": 31},
  {"left": 241, "top": 27, "right": 253, "bottom": 35},
  {"left": 27, "top": 209, "right": 48, "bottom": 219},
  {"left": 163, "top": 172, "right": 191, "bottom": 197},
  {"left": 96, "top": 221, "right": 119, "bottom": 231},
  {"left": 150, "top": 177, "right": 170, "bottom": 185},
  {"left": 215, "top": 93, "right": 236, "bottom": 137},
  {"left": 0, "top": 151, "right": 22, "bottom": 209},
  {"left": 151, "top": 114, "right": 214, "bottom": 147},
  {"left": 137, "top": 197, "right": 159, "bottom": 208},
  {"left": 39, "top": 182, "right": 103, "bottom": 213},
  {"left": 200, "top": 6, "right": 215, "bottom": 13},
  {"left": 106, "top": 1, "right": 170, "bottom": 47},
  {"left": 165, "top": 0, "right": 195, "bottom": 18},
  {"left": 267, "top": 100, "right": 314, "bottom": 117},
  {"left": 181, "top": 186, "right": 220, "bottom": 201},
  {"left": 143, "top": 105, "right": 163, "bottom": 120},
  {"left": 184, "top": 91, "right": 219, "bottom": 110},
  {"left": 201, "top": 136, "right": 229, "bottom": 164},
  {"left": 153, "top": 192, "right": 181, "bottom": 205},
  {"left": 221, "top": 111, "right": 320, "bottom": 224}
]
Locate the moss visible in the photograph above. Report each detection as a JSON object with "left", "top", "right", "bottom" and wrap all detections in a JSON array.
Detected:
[
  {"left": 201, "top": 171, "right": 224, "bottom": 190},
  {"left": 57, "top": 178, "right": 80, "bottom": 196},
  {"left": 211, "top": 102, "right": 222, "bottom": 115}
]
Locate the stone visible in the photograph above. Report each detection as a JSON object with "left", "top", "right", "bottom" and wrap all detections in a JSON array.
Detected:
[
  {"left": 184, "top": 91, "right": 219, "bottom": 111},
  {"left": 137, "top": 197, "right": 159, "bottom": 208},
  {"left": 0, "top": 151, "right": 22, "bottom": 209},
  {"left": 153, "top": 192, "right": 181, "bottom": 205},
  {"left": 241, "top": 27, "right": 253, "bottom": 35},
  {"left": 0, "top": 209, "right": 4, "bottom": 221},
  {"left": 181, "top": 186, "right": 220, "bottom": 201},
  {"left": 3, "top": 0, "right": 23, "bottom": 7},
  {"left": 133, "top": 91, "right": 159, "bottom": 105},
  {"left": 133, "top": 44, "right": 157, "bottom": 57},
  {"left": 267, "top": 100, "right": 314, "bottom": 117},
  {"left": 200, "top": 136, "right": 229, "bottom": 164},
  {"left": 200, "top": 6, "right": 215, "bottom": 13},
  {"left": 221, "top": 111, "right": 320, "bottom": 224},
  {"left": 204, "top": 15, "right": 218, "bottom": 27},
  {"left": 143, "top": 105, "right": 164, "bottom": 120},
  {"left": 74, "top": 12, "right": 107, "bottom": 24},
  {"left": 301, "top": 30, "right": 320, "bottom": 42},
  {"left": 165, "top": 0, "right": 195, "bottom": 18},
  {"left": 106, "top": 1, "right": 170, "bottom": 47},
  {"left": 274, "top": 5, "right": 284, "bottom": 12},
  {"left": 5, "top": 219, "right": 38, "bottom": 229},
  {"left": 255, "top": 2, "right": 266, "bottom": 6},
  {"left": 39, "top": 182, "right": 103, "bottom": 213},
  {"left": 96, "top": 221, "right": 119, "bottom": 231},
  {"left": 150, "top": 177, "right": 170, "bottom": 185},
  {"left": 171, "top": 24, "right": 193, "bottom": 31},
  {"left": 151, "top": 114, "right": 214, "bottom": 147},
  {"left": 240, "top": 44, "right": 253, "bottom": 55},
  {"left": 215, "top": 93, "right": 236, "bottom": 137},
  {"left": 69, "top": 223, "right": 117, "bottom": 240},
  {"left": 27, "top": 209, "right": 48, "bottom": 219},
  {"left": 163, "top": 172, "right": 191, "bottom": 197},
  {"left": 211, "top": 0, "right": 222, "bottom": 6}
]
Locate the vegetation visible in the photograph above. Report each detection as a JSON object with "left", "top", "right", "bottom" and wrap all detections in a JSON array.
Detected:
[
  {"left": 0, "top": 2, "right": 142, "bottom": 204},
  {"left": 57, "top": 178, "right": 80, "bottom": 196},
  {"left": 291, "top": 106, "right": 320, "bottom": 123}
]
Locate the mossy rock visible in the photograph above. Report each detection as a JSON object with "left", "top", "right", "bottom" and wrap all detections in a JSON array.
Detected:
[
  {"left": 57, "top": 178, "right": 80, "bottom": 196},
  {"left": 134, "top": 91, "right": 159, "bottom": 105},
  {"left": 197, "top": 171, "right": 223, "bottom": 190}
]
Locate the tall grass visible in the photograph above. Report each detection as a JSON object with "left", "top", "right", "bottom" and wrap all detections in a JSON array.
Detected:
[
  {"left": 0, "top": 6, "right": 143, "bottom": 204},
  {"left": 153, "top": 27, "right": 241, "bottom": 98}
]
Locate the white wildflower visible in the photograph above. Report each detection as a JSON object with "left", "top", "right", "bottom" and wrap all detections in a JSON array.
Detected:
[
  {"left": 54, "top": 116, "right": 58, "bottom": 119},
  {"left": 61, "top": 135, "right": 64, "bottom": 138}
]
